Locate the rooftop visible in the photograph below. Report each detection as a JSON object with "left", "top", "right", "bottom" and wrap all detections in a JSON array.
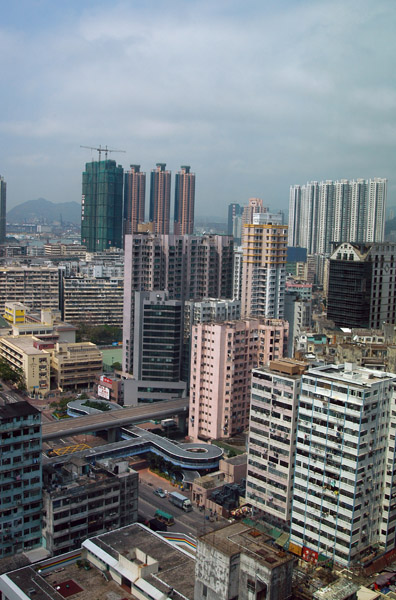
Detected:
[
  {"left": 2, "top": 524, "right": 196, "bottom": 600},
  {"left": 307, "top": 363, "right": 396, "bottom": 387},
  {"left": 89, "top": 524, "right": 196, "bottom": 599},
  {"left": 199, "top": 523, "right": 294, "bottom": 569},
  {"left": 0, "top": 400, "right": 40, "bottom": 419},
  {"left": 0, "top": 335, "right": 47, "bottom": 355},
  {"left": 225, "top": 453, "right": 247, "bottom": 466}
]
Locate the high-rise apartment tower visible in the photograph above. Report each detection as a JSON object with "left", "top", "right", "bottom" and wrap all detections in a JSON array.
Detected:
[
  {"left": 241, "top": 213, "right": 287, "bottom": 319},
  {"left": 289, "top": 178, "right": 387, "bottom": 255},
  {"left": 174, "top": 165, "right": 195, "bottom": 235},
  {"left": 290, "top": 363, "right": 396, "bottom": 566},
  {"left": 123, "top": 233, "right": 234, "bottom": 373},
  {"left": 81, "top": 160, "right": 124, "bottom": 251},
  {"left": 149, "top": 163, "right": 171, "bottom": 234},
  {"left": 124, "top": 165, "right": 146, "bottom": 236}
]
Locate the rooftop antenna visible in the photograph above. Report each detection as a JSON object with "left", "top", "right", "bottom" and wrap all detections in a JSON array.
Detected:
[{"left": 80, "top": 145, "right": 126, "bottom": 161}]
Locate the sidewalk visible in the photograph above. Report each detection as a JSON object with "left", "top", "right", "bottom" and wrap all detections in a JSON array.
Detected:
[{"left": 139, "top": 468, "right": 191, "bottom": 496}]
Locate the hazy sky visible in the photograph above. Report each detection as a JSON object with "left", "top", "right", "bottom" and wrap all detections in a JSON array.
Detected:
[{"left": 1, "top": 0, "right": 395, "bottom": 216}]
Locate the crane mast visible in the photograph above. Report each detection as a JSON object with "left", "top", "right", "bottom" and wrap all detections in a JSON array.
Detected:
[{"left": 80, "top": 144, "right": 126, "bottom": 161}]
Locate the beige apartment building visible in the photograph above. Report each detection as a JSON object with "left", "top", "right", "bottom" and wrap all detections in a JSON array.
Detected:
[
  {"left": 0, "top": 336, "right": 102, "bottom": 396},
  {"left": 49, "top": 342, "right": 103, "bottom": 391},
  {"left": 44, "top": 243, "right": 87, "bottom": 257},
  {"left": 0, "top": 336, "right": 50, "bottom": 397},
  {"left": 0, "top": 265, "right": 59, "bottom": 314},
  {"left": 241, "top": 214, "right": 288, "bottom": 319}
]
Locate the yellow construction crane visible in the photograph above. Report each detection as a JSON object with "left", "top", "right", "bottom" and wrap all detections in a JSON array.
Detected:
[{"left": 80, "top": 144, "right": 126, "bottom": 161}]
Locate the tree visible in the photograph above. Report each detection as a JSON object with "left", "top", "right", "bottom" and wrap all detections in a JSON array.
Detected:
[{"left": 0, "top": 359, "right": 24, "bottom": 387}]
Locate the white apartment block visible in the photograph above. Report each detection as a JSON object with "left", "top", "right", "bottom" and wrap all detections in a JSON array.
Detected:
[
  {"left": 62, "top": 276, "right": 124, "bottom": 327},
  {"left": 246, "top": 360, "right": 307, "bottom": 528},
  {"left": 233, "top": 245, "right": 243, "bottom": 301},
  {"left": 290, "top": 363, "right": 396, "bottom": 567},
  {"left": 0, "top": 266, "right": 59, "bottom": 314},
  {"left": 289, "top": 178, "right": 387, "bottom": 255}
]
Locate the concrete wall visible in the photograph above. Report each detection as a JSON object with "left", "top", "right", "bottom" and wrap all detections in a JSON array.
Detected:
[{"left": 194, "top": 542, "right": 240, "bottom": 600}]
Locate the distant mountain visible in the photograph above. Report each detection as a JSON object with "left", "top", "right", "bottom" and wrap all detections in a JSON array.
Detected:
[{"left": 7, "top": 198, "right": 81, "bottom": 225}]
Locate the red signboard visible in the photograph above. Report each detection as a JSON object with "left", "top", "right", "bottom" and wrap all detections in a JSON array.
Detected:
[
  {"left": 302, "top": 547, "right": 318, "bottom": 564},
  {"left": 101, "top": 376, "right": 113, "bottom": 385}
]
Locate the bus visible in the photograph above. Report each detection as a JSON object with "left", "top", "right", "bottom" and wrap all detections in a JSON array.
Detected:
[{"left": 154, "top": 509, "right": 175, "bottom": 526}]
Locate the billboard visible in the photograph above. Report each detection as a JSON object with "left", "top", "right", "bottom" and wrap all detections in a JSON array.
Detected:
[
  {"left": 101, "top": 376, "right": 113, "bottom": 385},
  {"left": 98, "top": 385, "right": 110, "bottom": 400}
]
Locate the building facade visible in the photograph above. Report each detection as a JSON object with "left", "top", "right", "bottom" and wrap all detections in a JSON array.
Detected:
[
  {"left": 133, "top": 291, "right": 183, "bottom": 382},
  {"left": 43, "top": 457, "right": 138, "bottom": 555},
  {"left": 0, "top": 336, "right": 51, "bottom": 397},
  {"left": 290, "top": 363, "right": 396, "bottom": 566},
  {"left": 49, "top": 341, "right": 103, "bottom": 392},
  {"left": 257, "top": 319, "right": 289, "bottom": 366},
  {"left": 0, "top": 401, "right": 42, "bottom": 557},
  {"left": 62, "top": 276, "right": 124, "bottom": 327},
  {"left": 228, "top": 202, "right": 243, "bottom": 235},
  {"left": 122, "top": 233, "right": 234, "bottom": 373},
  {"left": 174, "top": 165, "right": 195, "bottom": 234},
  {"left": 81, "top": 159, "right": 124, "bottom": 251},
  {"left": 327, "top": 242, "right": 396, "bottom": 329},
  {"left": 0, "top": 266, "right": 59, "bottom": 314},
  {"left": 289, "top": 178, "right": 387, "bottom": 255},
  {"left": 149, "top": 163, "right": 171, "bottom": 234},
  {"left": 183, "top": 298, "right": 241, "bottom": 383},
  {"left": 124, "top": 164, "right": 146, "bottom": 236},
  {"left": 241, "top": 214, "right": 287, "bottom": 319},
  {"left": 188, "top": 319, "right": 259, "bottom": 442},
  {"left": 246, "top": 359, "right": 307, "bottom": 528},
  {"left": 284, "top": 292, "right": 312, "bottom": 357},
  {"left": 195, "top": 523, "right": 294, "bottom": 600}
]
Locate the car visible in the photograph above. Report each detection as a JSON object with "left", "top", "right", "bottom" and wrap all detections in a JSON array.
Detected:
[{"left": 154, "top": 488, "right": 166, "bottom": 498}]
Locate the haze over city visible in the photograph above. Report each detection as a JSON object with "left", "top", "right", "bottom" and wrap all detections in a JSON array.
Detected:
[{"left": 1, "top": 0, "right": 395, "bottom": 214}]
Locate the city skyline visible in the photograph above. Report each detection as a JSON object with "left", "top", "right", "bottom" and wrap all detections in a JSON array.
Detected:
[{"left": 0, "top": 1, "right": 395, "bottom": 214}]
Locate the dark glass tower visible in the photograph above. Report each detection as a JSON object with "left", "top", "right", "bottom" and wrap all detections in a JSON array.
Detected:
[
  {"left": 81, "top": 160, "right": 124, "bottom": 251},
  {"left": 327, "top": 255, "right": 372, "bottom": 328},
  {"left": 0, "top": 176, "right": 6, "bottom": 245},
  {"left": 174, "top": 165, "right": 195, "bottom": 235}
]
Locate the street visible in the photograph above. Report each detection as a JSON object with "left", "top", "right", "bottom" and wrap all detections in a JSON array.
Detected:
[{"left": 138, "top": 478, "right": 227, "bottom": 538}]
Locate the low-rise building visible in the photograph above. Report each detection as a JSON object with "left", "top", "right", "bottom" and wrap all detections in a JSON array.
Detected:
[
  {"left": 195, "top": 522, "right": 295, "bottom": 600},
  {"left": 192, "top": 454, "right": 247, "bottom": 510},
  {"left": 0, "top": 336, "right": 102, "bottom": 396},
  {"left": 44, "top": 242, "right": 87, "bottom": 258},
  {"left": 0, "top": 335, "right": 51, "bottom": 397},
  {"left": 42, "top": 457, "right": 138, "bottom": 555},
  {"left": 49, "top": 342, "right": 103, "bottom": 392},
  {"left": 0, "top": 523, "right": 196, "bottom": 599},
  {"left": 4, "top": 303, "right": 76, "bottom": 342}
]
